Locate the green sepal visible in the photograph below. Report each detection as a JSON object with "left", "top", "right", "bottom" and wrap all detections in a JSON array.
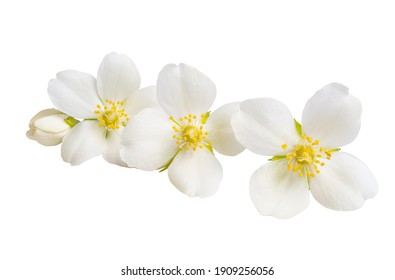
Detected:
[
  {"left": 203, "top": 143, "right": 214, "bottom": 155},
  {"left": 64, "top": 116, "right": 80, "bottom": 128},
  {"left": 268, "top": 155, "right": 286, "bottom": 161},
  {"left": 158, "top": 150, "right": 181, "bottom": 172},
  {"left": 201, "top": 111, "right": 210, "bottom": 124},
  {"left": 294, "top": 119, "right": 302, "bottom": 137}
]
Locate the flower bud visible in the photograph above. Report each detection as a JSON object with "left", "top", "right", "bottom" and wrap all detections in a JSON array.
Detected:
[{"left": 26, "top": 109, "right": 78, "bottom": 146}]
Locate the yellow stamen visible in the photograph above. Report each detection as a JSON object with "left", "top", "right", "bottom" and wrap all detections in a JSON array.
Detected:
[
  {"left": 170, "top": 112, "right": 212, "bottom": 152},
  {"left": 94, "top": 99, "right": 128, "bottom": 130},
  {"left": 279, "top": 133, "right": 337, "bottom": 178}
]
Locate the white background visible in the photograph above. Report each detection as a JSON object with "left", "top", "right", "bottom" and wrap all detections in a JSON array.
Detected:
[{"left": 1, "top": 0, "right": 394, "bottom": 279}]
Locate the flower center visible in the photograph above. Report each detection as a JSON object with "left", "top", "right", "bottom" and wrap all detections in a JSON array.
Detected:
[
  {"left": 282, "top": 134, "right": 333, "bottom": 178},
  {"left": 94, "top": 99, "right": 129, "bottom": 130},
  {"left": 169, "top": 113, "right": 211, "bottom": 151}
]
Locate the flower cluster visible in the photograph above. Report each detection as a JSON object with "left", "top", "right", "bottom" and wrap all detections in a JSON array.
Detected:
[{"left": 27, "top": 53, "right": 378, "bottom": 218}]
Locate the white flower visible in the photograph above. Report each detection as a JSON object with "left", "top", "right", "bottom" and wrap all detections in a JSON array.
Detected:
[
  {"left": 231, "top": 83, "right": 378, "bottom": 218},
  {"left": 26, "top": 108, "right": 78, "bottom": 146},
  {"left": 48, "top": 53, "right": 158, "bottom": 166},
  {"left": 120, "top": 63, "right": 244, "bottom": 197}
]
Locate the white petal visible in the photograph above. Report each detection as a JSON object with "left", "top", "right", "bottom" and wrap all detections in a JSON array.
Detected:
[
  {"left": 97, "top": 53, "right": 141, "bottom": 102},
  {"left": 27, "top": 113, "right": 71, "bottom": 146},
  {"left": 34, "top": 114, "right": 70, "bottom": 133},
  {"left": 61, "top": 121, "right": 107, "bottom": 165},
  {"left": 28, "top": 108, "right": 64, "bottom": 126},
  {"left": 205, "top": 102, "right": 245, "bottom": 156},
  {"left": 26, "top": 128, "right": 68, "bottom": 146},
  {"left": 310, "top": 152, "right": 378, "bottom": 211},
  {"left": 302, "top": 83, "right": 362, "bottom": 148},
  {"left": 157, "top": 63, "right": 216, "bottom": 117},
  {"left": 48, "top": 70, "right": 99, "bottom": 119},
  {"left": 124, "top": 86, "right": 159, "bottom": 119},
  {"left": 120, "top": 108, "right": 178, "bottom": 171},
  {"left": 250, "top": 160, "right": 310, "bottom": 219},
  {"left": 27, "top": 108, "right": 68, "bottom": 133},
  {"left": 167, "top": 149, "right": 223, "bottom": 198},
  {"left": 231, "top": 98, "right": 300, "bottom": 156},
  {"left": 102, "top": 130, "right": 127, "bottom": 167}
]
